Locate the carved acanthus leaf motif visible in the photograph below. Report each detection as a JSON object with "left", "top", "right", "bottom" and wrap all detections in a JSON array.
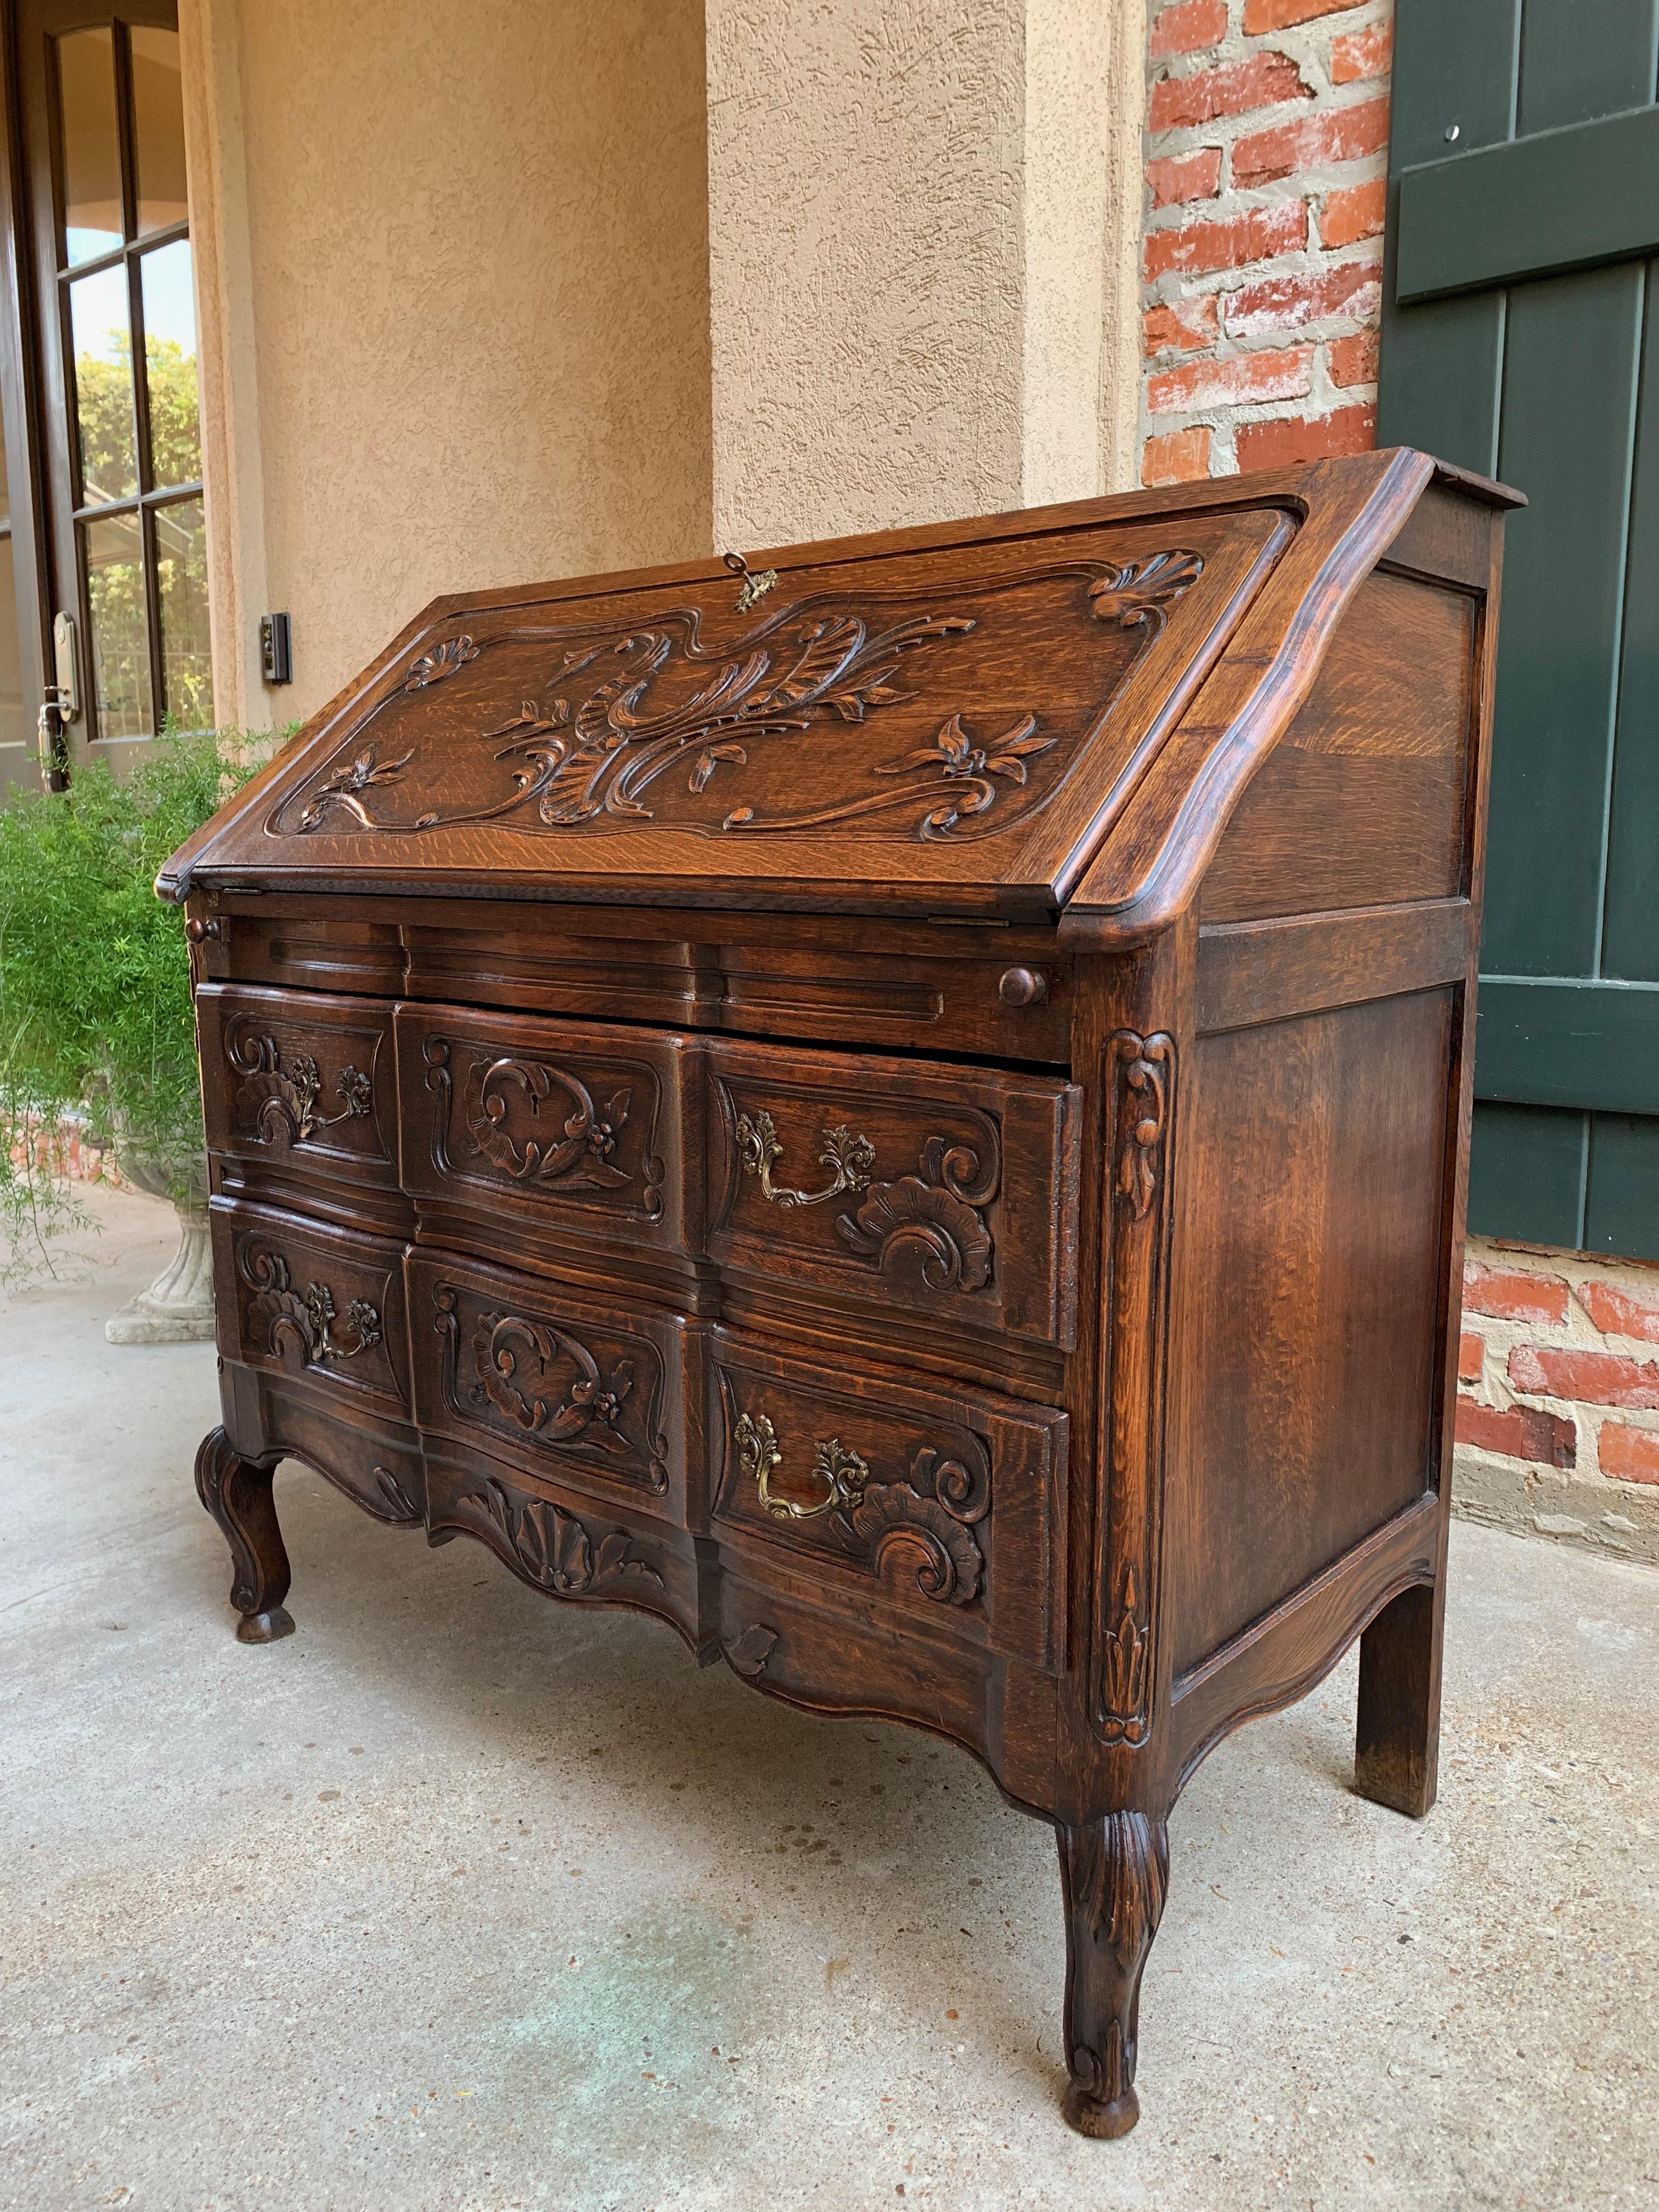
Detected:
[
  {"left": 278, "top": 556, "right": 1203, "bottom": 846},
  {"left": 1088, "top": 550, "right": 1206, "bottom": 637},
  {"left": 1110, "top": 1032, "right": 1173, "bottom": 1222},
  {"left": 405, "top": 634, "right": 480, "bottom": 690},
  {"left": 228, "top": 1029, "right": 373, "bottom": 1147},
  {"left": 1096, "top": 1567, "right": 1150, "bottom": 1744},
  {"left": 841, "top": 1482, "right": 984, "bottom": 1607},
  {"left": 724, "top": 1624, "right": 778, "bottom": 1679},
  {"left": 835, "top": 1131, "right": 997, "bottom": 1294},
  {"left": 242, "top": 1248, "right": 381, "bottom": 1368},
  {"left": 462, "top": 1477, "right": 662, "bottom": 1595},
  {"left": 371, "top": 1466, "right": 422, "bottom": 1524},
  {"left": 462, "top": 1054, "right": 632, "bottom": 1192}
]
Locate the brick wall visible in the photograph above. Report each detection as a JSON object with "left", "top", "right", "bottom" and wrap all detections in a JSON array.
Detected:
[
  {"left": 1456, "top": 1237, "right": 1659, "bottom": 1566},
  {"left": 1140, "top": 0, "right": 1391, "bottom": 487}
]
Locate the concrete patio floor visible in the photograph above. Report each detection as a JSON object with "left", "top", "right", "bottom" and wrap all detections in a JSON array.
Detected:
[{"left": 1, "top": 1183, "right": 1655, "bottom": 2212}]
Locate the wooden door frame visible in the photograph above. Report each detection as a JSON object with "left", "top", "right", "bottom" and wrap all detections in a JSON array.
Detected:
[{"left": 0, "top": 0, "right": 54, "bottom": 789}]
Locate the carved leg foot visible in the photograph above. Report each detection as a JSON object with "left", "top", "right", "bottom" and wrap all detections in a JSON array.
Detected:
[
  {"left": 1057, "top": 1809, "right": 1169, "bottom": 2139},
  {"left": 194, "top": 1426, "right": 294, "bottom": 1643},
  {"left": 1355, "top": 1578, "right": 1443, "bottom": 1818}
]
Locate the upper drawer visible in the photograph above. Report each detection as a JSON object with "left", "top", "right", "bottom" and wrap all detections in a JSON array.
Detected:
[
  {"left": 394, "top": 1001, "right": 698, "bottom": 1258},
  {"left": 706, "top": 1040, "right": 1081, "bottom": 1348},
  {"left": 198, "top": 984, "right": 398, "bottom": 1190}
]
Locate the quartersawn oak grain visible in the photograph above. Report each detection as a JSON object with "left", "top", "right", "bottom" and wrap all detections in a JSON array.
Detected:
[{"left": 170, "top": 449, "right": 1515, "bottom": 2141}]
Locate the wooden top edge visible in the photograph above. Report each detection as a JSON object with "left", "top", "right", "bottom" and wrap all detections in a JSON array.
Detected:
[{"left": 1423, "top": 454, "right": 1527, "bottom": 510}]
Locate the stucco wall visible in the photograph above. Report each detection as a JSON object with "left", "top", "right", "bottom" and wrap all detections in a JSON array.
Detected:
[
  {"left": 189, "top": 0, "right": 712, "bottom": 727},
  {"left": 704, "top": 0, "right": 1146, "bottom": 552}
]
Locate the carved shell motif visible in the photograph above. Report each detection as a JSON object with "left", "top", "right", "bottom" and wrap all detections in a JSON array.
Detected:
[
  {"left": 843, "top": 1483, "right": 983, "bottom": 1607},
  {"left": 836, "top": 1176, "right": 992, "bottom": 1295}
]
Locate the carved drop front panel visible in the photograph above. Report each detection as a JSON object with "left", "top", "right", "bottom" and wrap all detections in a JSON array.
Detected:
[
  {"left": 198, "top": 985, "right": 396, "bottom": 1189},
  {"left": 407, "top": 1250, "right": 696, "bottom": 1523},
  {"left": 710, "top": 1330, "right": 1066, "bottom": 1673},
  {"left": 210, "top": 1201, "right": 409, "bottom": 1413},
  {"left": 706, "top": 1039, "right": 1081, "bottom": 1348},
  {"left": 394, "top": 1003, "right": 695, "bottom": 1257}
]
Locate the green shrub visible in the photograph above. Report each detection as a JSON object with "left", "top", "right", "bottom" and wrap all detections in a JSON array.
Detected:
[{"left": 0, "top": 724, "right": 279, "bottom": 1283}]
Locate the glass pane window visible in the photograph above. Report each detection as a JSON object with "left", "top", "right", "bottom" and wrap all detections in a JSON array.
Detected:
[
  {"left": 140, "top": 239, "right": 199, "bottom": 488},
  {"left": 70, "top": 262, "right": 137, "bottom": 503},
  {"left": 155, "top": 496, "right": 210, "bottom": 728},
  {"left": 131, "top": 27, "right": 188, "bottom": 238},
  {"left": 84, "top": 511, "right": 153, "bottom": 738},
  {"left": 57, "top": 29, "right": 122, "bottom": 267}
]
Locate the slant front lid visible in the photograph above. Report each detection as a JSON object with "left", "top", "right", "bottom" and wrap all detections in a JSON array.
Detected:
[{"left": 161, "top": 459, "right": 1448, "bottom": 919}]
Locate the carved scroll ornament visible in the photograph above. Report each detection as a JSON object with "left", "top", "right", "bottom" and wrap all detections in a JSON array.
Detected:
[{"left": 277, "top": 554, "right": 1203, "bottom": 847}]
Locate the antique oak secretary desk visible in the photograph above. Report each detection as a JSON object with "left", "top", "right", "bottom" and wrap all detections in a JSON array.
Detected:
[{"left": 161, "top": 448, "right": 1514, "bottom": 2137}]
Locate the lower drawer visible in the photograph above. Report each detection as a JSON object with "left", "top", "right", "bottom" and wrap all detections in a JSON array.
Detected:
[
  {"left": 405, "top": 1249, "right": 697, "bottom": 1523},
  {"left": 211, "top": 1200, "right": 410, "bottom": 1415},
  {"left": 709, "top": 1330, "right": 1066, "bottom": 1674}
]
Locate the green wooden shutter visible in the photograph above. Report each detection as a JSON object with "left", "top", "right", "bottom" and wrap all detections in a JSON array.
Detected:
[{"left": 1379, "top": 0, "right": 1659, "bottom": 1261}]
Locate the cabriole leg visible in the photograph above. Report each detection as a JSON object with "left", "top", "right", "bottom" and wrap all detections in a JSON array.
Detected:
[
  {"left": 194, "top": 1426, "right": 294, "bottom": 1644},
  {"left": 1057, "top": 1808, "right": 1170, "bottom": 2138},
  {"left": 1355, "top": 1577, "right": 1443, "bottom": 1818}
]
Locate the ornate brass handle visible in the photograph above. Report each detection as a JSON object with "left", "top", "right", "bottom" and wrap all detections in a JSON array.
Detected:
[
  {"left": 735, "top": 1108, "right": 874, "bottom": 1208},
  {"left": 735, "top": 1410, "right": 869, "bottom": 1521}
]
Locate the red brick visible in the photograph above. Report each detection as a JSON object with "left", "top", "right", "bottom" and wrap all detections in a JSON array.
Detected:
[
  {"left": 1151, "top": 0, "right": 1228, "bottom": 59},
  {"left": 1455, "top": 1398, "right": 1577, "bottom": 1469},
  {"left": 1149, "top": 345, "right": 1313, "bottom": 415},
  {"left": 1329, "top": 329, "right": 1380, "bottom": 386},
  {"left": 1143, "top": 426, "right": 1213, "bottom": 486},
  {"left": 1509, "top": 1345, "right": 1659, "bottom": 1409},
  {"left": 1599, "top": 1422, "right": 1659, "bottom": 1485},
  {"left": 1144, "top": 200, "right": 1308, "bottom": 281},
  {"left": 1321, "top": 177, "right": 1386, "bottom": 247},
  {"left": 1150, "top": 51, "right": 1310, "bottom": 133},
  {"left": 1234, "top": 403, "right": 1375, "bottom": 469},
  {"left": 1147, "top": 146, "right": 1224, "bottom": 210},
  {"left": 1143, "top": 296, "right": 1221, "bottom": 358},
  {"left": 1331, "top": 20, "right": 1392, "bottom": 83},
  {"left": 1578, "top": 1277, "right": 1659, "bottom": 1346},
  {"left": 1459, "top": 1333, "right": 1485, "bottom": 1385},
  {"left": 1243, "top": 0, "right": 1365, "bottom": 28},
  {"left": 1222, "top": 255, "right": 1381, "bottom": 336},
  {"left": 1463, "top": 1261, "right": 1570, "bottom": 1327},
  {"left": 1234, "top": 97, "right": 1390, "bottom": 188}
]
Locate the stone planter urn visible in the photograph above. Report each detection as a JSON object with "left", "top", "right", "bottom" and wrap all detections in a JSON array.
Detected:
[{"left": 104, "top": 1143, "right": 215, "bottom": 1346}]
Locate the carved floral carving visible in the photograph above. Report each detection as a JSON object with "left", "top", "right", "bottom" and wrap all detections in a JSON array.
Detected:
[
  {"left": 240, "top": 1245, "right": 382, "bottom": 1368},
  {"left": 424, "top": 1037, "right": 663, "bottom": 1218},
  {"left": 1096, "top": 1568, "right": 1150, "bottom": 1746},
  {"left": 227, "top": 1027, "right": 373, "bottom": 1148},
  {"left": 435, "top": 1285, "right": 668, "bottom": 1491},
  {"left": 277, "top": 554, "right": 1203, "bottom": 846},
  {"left": 371, "top": 1466, "right": 422, "bottom": 1524},
  {"left": 458, "top": 1476, "right": 662, "bottom": 1596},
  {"left": 472, "top": 1311, "right": 634, "bottom": 1448},
  {"left": 844, "top": 1483, "right": 983, "bottom": 1606}
]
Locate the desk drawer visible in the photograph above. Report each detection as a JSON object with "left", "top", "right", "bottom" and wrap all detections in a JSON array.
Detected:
[
  {"left": 394, "top": 1002, "right": 697, "bottom": 1258},
  {"left": 710, "top": 1330, "right": 1066, "bottom": 1673},
  {"left": 198, "top": 984, "right": 397, "bottom": 1190},
  {"left": 211, "top": 1200, "right": 409, "bottom": 1415},
  {"left": 706, "top": 1041, "right": 1081, "bottom": 1348},
  {"left": 406, "top": 1249, "right": 697, "bottom": 1522}
]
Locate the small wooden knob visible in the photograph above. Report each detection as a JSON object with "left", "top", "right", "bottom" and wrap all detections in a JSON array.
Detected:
[
  {"left": 998, "top": 966, "right": 1047, "bottom": 1007},
  {"left": 185, "top": 916, "right": 222, "bottom": 944}
]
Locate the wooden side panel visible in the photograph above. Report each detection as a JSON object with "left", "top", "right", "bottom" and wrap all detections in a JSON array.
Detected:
[
  {"left": 1200, "top": 569, "right": 1477, "bottom": 924},
  {"left": 1167, "top": 989, "right": 1455, "bottom": 1674}
]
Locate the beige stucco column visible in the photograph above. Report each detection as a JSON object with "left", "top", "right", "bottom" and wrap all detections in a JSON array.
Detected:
[{"left": 706, "top": 0, "right": 1146, "bottom": 552}]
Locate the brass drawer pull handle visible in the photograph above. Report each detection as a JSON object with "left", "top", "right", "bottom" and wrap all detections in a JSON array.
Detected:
[
  {"left": 735, "top": 1108, "right": 874, "bottom": 1209},
  {"left": 735, "top": 1410, "right": 869, "bottom": 1521}
]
